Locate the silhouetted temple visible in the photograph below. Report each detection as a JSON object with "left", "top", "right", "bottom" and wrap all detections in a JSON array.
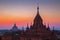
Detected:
[
  {"left": 11, "top": 23, "right": 19, "bottom": 31},
  {"left": 0, "top": 5, "right": 57, "bottom": 40}
]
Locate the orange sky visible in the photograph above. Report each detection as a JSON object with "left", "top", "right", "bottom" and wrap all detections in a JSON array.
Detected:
[{"left": 0, "top": 0, "right": 60, "bottom": 30}]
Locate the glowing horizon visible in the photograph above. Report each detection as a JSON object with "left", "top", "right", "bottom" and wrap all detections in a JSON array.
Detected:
[{"left": 0, "top": 0, "right": 60, "bottom": 30}]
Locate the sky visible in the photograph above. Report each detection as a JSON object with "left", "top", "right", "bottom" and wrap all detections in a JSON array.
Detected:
[{"left": 0, "top": 0, "right": 60, "bottom": 30}]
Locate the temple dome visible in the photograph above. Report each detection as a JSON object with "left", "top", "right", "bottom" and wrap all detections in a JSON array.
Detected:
[{"left": 11, "top": 23, "right": 18, "bottom": 31}]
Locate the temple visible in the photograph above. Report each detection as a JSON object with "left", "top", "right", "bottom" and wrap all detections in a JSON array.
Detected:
[
  {"left": 0, "top": 5, "right": 57, "bottom": 40},
  {"left": 11, "top": 23, "right": 19, "bottom": 31}
]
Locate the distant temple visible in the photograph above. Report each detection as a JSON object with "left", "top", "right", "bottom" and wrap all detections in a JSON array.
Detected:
[
  {"left": 11, "top": 23, "right": 19, "bottom": 31},
  {"left": 0, "top": 5, "right": 57, "bottom": 40}
]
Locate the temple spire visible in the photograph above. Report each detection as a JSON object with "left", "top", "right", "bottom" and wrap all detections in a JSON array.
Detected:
[
  {"left": 14, "top": 23, "right": 16, "bottom": 27},
  {"left": 47, "top": 24, "right": 50, "bottom": 31},
  {"left": 26, "top": 24, "right": 29, "bottom": 30},
  {"left": 53, "top": 26, "right": 54, "bottom": 31},
  {"left": 33, "top": 3, "right": 43, "bottom": 27},
  {"left": 37, "top": 3, "right": 39, "bottom": 15}
]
